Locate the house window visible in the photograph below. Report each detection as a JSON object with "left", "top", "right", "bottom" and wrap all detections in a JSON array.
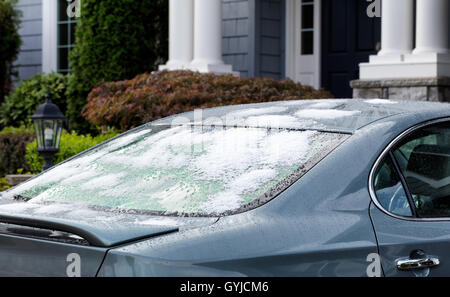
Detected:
[
  {"left": 57, "top": 0, "right": 78, "bottom": 74},
  {"left": 301, "top": 0, "right": 314, "bottom": 55}
]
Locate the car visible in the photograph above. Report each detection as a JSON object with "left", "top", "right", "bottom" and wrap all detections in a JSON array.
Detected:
[{"left": 0, "top": 98, "right": 449, "bottom": 277}]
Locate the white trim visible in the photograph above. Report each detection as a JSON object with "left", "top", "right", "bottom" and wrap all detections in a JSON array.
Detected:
[
  {"left": 285, "top": 0, "right": 296, "bottom": 79},
  {"left": 285, "top": 0, "right": 321, "bottom": 89},
  {"left": 160, "top": 0, "right": 236, "bottom": 75},
  {"left": 314, "top": 0, "right": 321, "bottom": 88},
  {"left": 189, "top": 0, "right": 235, "bottom": 74},
  {"left": 359, "top": 0, "right": 450, "bottom": 80},
  {"left": 42, "top": 0, "right": 58, "bottom": 73},
  {"left": 414, "top": 0, "right": 449, "bottom": 55},
  {"left": 159, "top": 0, "right": 194, "bottom": 71},
  {"left": 378, "top": 0, "right": 414, "bottom": 57},
  {"left": 360, "top": 53, "right": 450, "bottom": 79}
]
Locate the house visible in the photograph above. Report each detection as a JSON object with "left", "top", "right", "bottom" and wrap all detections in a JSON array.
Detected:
[{"left": 13, "top": 0, "right": 450, "bottom": 100}]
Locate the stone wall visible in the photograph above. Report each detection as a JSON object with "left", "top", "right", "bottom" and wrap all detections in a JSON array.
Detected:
[{"left": 351, "top": 77, "right": 450, "bottom": 102}]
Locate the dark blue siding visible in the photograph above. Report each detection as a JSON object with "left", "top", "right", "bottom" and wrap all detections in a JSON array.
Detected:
[
  {"left": 256, "top": 0, "right": 284, "bottom": 79},
  {"left": 13, "top": 0, "right": 43, "bottom": 83},
  {"left": 12, "top": 0, "right": 287, "bottom": 82},
  {"left": 222, "top": 0, "right": 285, "bottom": 79},
  {"left": 222, "top": 0, "right": 250, "bottom": 77}
]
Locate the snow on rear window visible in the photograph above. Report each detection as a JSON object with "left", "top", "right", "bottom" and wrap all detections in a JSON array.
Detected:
[
  {"left": 6, "top": 125, "right": 347, "bottom": 216},
  {"left": 295, "top": 109, "right": 361, "bottom": 120},
  {"left": 228, "top": 106, "right": 288, "bottom": 118},
  {"left": 365, "top": 99, "right": 397, "bottom": 105}
]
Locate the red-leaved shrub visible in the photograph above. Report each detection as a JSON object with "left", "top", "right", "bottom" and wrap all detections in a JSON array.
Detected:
[
  {"left": 83, "top": 70, "right": 332, "bottom": 131},
  {"left": 0, "top": 133, "right": 34, "bottom": 176}
]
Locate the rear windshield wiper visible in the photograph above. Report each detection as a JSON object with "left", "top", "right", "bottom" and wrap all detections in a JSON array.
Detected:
[{"left": 13, "top": 195, "right": 31, "bottom": 202}]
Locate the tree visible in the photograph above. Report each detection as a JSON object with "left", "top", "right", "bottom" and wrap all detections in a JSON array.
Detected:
[
  {"left": 0, "top": 0, "right": 22, "bottom": 104},
  {"left": 67, "top": 0, "right": 168, "bottom": 132}
]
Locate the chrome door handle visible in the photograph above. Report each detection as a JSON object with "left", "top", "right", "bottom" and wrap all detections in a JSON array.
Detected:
[{"left": 397, "top": 257, "right": 440, "bottom": 270}]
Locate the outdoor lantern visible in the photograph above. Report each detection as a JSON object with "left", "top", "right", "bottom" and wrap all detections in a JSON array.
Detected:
[{"left": 31, "top": 92, "right": 66, "bottom": 172}]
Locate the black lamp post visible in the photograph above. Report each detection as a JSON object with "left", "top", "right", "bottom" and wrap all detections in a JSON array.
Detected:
[{"left": 31, "top": 92, "right": 66, "bottom": 172}]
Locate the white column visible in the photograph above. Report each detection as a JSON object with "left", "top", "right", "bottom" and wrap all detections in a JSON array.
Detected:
[
  {"left": 189, "top": 0, "right": 234, "bottom": 74},
  {"left": 378, "top": 0, "right": 414, "bottom": 57},
  {"left": 413, "top": 0, "right": 449, "bottom": 55},
  {"left": 159, "top": 0, "right": 194, "bottom": 70},
  {"left": 358, "top": 0, "right": 450, "bottom": 80},
  {"left": 42, "top": 0, "right": 58, "bottom": 73}
]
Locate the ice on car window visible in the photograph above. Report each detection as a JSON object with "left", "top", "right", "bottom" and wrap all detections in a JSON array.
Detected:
[{"left": 5, "top": 125, "right": 347, "bottom": 216}]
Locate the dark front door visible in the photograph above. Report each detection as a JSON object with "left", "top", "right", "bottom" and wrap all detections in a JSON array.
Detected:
[{"left": 321, "top": 0, "right": 381, "bottom": 98}]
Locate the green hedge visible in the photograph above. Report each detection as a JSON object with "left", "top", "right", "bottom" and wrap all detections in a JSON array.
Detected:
[
  {"left": 0, "top": 72, "right": 70, "bottom": 129},
  {"left": 0, "top": 125, "right": 118, "bottom": 176},
  {"left": 26, "top": 131, "right": 119, "bottom": 174},
  {"left": 0, "top": 177, "right": 11, "bottom": 191},
  {"left": 83, "top": 70, "right": 333, "bottom": 131},
  {"left": 68, "top": 0, "right": 168, "bottom": 133},
  {"left": 0, "top": 0, "right": 22, "bottom": 104},
  {"left": 0, "top": 125, "right": 34, "bottom": 177}
]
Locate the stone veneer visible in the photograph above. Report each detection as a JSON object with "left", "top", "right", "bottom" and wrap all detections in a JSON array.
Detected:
[{"left": 350, "top": 77, "right": 450, "bottom": 102}]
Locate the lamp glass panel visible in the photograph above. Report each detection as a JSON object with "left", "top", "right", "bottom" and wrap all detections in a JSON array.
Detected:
[
  {"left": 33, "top": 120, "right": 45, "bottom": 149},
  {"left": 54, "top": 120, "right": 63, "bottom": 149},
  {"left": 42, "top": 120, "right": 62, "bottom": 149}
]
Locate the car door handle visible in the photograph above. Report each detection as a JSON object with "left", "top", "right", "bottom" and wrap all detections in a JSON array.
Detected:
[{"left": 397, "top": 257, "right": 440, "bottom": 270}]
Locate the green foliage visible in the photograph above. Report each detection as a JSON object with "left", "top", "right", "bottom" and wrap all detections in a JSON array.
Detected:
[
  {"left": 68, "top": 0, "right": 168, "bottom": 133},
  {"left": 0, "top": 72, "right": 70, "bottom": 128},
  {"left": 0, "top": 124, "right": 33, "bottom": 136},
  {"left": 0, "top": 177, "right": 11, "bottom": 192},
  {"left": 26, "top": 131, "right": 119, "bottom": 174},
  {"left": 83, "top": 70, "right": 333, "bottom": 131},
  {"left": 0, "top": 125, "right": 34, "bottom": 177},
  {"left": 0, "top": 0, "right": 22, "bottom": 103}
]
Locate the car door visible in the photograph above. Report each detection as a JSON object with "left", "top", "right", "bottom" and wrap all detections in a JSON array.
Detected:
[{"left": 370, "top": 119, "right": 450, "bottom": 277}]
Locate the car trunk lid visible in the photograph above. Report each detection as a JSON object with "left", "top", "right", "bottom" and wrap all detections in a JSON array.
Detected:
[{"left": 0, "top": 200, "right": 217, "bottom": 276}]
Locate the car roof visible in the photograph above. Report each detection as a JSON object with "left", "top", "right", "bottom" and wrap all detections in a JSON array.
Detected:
[{"left": 153, "top": 99, "right": 450, "bottom": 134}]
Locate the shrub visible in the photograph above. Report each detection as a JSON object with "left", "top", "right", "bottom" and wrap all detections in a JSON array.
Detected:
[
  {"left": 0, "top": 0, "right": 22, "bottom": 104},
  {"left": 0, "top": 125, "right": 34, "bottom": 177},
  {"left": 68, "top": 0, "right": 168, "bottom": 133},
  {"left": 0, "top": 177, "right": 11, "bottom": 192},
  {"left": 83, "top": 70, "right": 333, "bottom": 131},
  {"left": 26, "top": 131, "right": 120, "bottom": 174},
  {"left": 0, "top": 72, "right": 70, "bottom": 128},
  {"left": 0, "top": 125, "right": 33, "bottom": 135}
]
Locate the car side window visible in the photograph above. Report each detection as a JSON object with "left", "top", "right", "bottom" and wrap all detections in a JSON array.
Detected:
[
  {"left": 392, "top": 122, "right": 450, "bottom": 218},
  {"left": 374, "top": 156, "right": 412, "bottom": 217}
]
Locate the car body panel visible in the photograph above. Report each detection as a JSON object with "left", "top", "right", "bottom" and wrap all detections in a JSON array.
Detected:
[
  {"left": 370, "top": 203, "right": 450, "bottom": 277},
  {"left": 0, "top": 233, "right": 106, "bottom": 277},
  {"left": 0, "top": 210, "right": 176, "bottom": 247},
  {"left": 0, "top": 99, "right": 449, "bottom": 277},
  {"left": 368, "top": 116, "right": 450, "bottom": 277},
  {"left": 98, "top": 121, "right": 388, "bottom": 276},
  {"left": 0, "top": 201, "right": 217, "bottom": 247},
  {"left": 153, "top": 99, "right": 448, "bottom": 133},
  {"left": 97, "top": 103, "right": 450, "bottom": 277}
]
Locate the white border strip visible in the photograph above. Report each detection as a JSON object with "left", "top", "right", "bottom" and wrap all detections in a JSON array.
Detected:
[{"left": 42, "top": 0, "right": 58, "bottom": 73}]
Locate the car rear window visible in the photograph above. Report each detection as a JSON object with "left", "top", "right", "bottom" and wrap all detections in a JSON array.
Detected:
[{"left": 5, "top": 125, "right": 348, "bottom": 216}]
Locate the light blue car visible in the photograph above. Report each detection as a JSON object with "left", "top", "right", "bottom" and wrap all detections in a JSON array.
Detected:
[{"left": 0, "top": 99, "right": 449, "bottom": 277}]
